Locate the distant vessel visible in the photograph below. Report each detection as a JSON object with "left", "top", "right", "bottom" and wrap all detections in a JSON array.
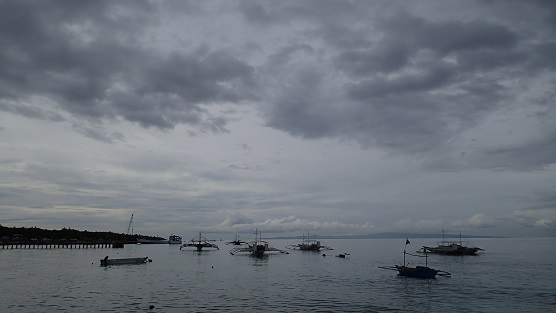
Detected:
[
  {"left": 229, "top": 229, "right": 289, "bottom": 258},
  {"left": 100, "top": 256, "right": 149, "bottom": 266},
  {"left": 180, "top": 232, "right": 219, "bottom": 251},
  {"left": 380, "top": 239, "right": 450, "bottom": 279},
  {"left": 418, "top": 229, "right": 484, "bottom": 255},
  {"left": 286, "top": 232, "right": 334, "bottom": 252},
  {"left": 168, "top": 234, "right": 182, "bottom": 245},
  {"left": 226, "top": 234, "right": 247, "bottom": 246}
]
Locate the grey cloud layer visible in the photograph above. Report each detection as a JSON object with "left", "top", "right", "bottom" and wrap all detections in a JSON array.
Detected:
[
  {"left": 0, "top": 0, "right": 256, "bottom": 133},
  {"left": 1, "top": 0, "right": 555, "bottom": 172}
]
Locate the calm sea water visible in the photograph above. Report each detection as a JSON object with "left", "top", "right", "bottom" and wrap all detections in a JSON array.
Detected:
[{"left": 1, "top": 237, "right": 555, "bottom": 312}]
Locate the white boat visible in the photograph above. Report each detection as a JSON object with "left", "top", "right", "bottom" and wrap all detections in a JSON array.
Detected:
[
  {"left": 229, "top": 229, "right": 289, "bottom": 258},
  {"left": 100, "top": 256, "right": 149, "bottom": 266},
  {"left": 168, "top": 234, "right": 182, "bottom": 244}
]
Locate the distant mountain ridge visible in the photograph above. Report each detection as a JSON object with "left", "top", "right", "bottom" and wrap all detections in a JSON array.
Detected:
[{"left": 269, "top": 232, "right": 501, "bottom": 240}]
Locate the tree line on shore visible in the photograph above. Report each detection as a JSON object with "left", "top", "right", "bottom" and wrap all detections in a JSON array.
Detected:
[{"left": 0, "top": 224, "right": 164, "bottom": 243}]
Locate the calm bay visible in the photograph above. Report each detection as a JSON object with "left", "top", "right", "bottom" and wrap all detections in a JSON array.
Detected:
[{"left": 1, "top": 237, "right": 555, "bottom": 312}]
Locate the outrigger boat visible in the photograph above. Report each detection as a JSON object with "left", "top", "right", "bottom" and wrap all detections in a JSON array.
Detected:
[
  {"left": 229, "top": 229, "right": 289, "bottom": 258},
  {"left": 179, "top": 232, "right": 219, "bottom": 251},
  {"left": 226, "top": 234, "right": 248, "bottom": 246},
  {"left": 417, "top": 229, "right": 484, "bottom": 255},
  {"left": 286, "top": 232, "right": 334, "bottom": 252},
  {"left": 380, "top": 239, "right": 450, "bottom": 279},
  {"left": 100, "top": 256, "right": 149, "bottom": 266}
]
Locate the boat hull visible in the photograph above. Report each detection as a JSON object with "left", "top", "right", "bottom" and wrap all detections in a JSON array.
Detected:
[
  {"left": 396, "top": 265, "right": 438, "bottom": 279},
  {"left": 100, "top": 257, "right": 148, "bottom": 266},
  {"left": 423, "top": 246, "right": 482, "bottom": 255},
  {"left": 251, "top": 245, "right": 266, "bottom": 258}
]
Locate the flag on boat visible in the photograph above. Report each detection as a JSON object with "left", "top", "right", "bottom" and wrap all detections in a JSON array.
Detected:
[{"left": 406, "top": 238, "right": 410, "bottom": 245}]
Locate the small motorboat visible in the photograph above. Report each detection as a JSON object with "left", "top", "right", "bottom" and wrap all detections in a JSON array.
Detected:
[{"left": 100, "top": 256, "right": 149, "bottom": 266}]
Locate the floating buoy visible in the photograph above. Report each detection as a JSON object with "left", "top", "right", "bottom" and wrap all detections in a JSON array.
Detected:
[
  {"left": 149, "top": 304, "right": 155, "bottom": 309},
  {"left": 322, "top": 254, "right": 326, "bottom": 257}
]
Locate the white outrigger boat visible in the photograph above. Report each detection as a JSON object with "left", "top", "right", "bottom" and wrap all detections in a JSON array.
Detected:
[
  {"left": 179, "top": 232, "right": 219, "bottom": 251},
  {"left": 229, "top": 229, "right": 289, "bottom": 258}
]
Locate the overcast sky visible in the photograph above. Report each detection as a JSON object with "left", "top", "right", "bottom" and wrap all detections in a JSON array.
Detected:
[{"left": 1, "top": 0, "right": 555, "bottom": 239}]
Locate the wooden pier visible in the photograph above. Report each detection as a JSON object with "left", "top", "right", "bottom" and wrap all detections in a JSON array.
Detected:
[{"left": 1, "top": 240, "right": 131, "bottom": 249}]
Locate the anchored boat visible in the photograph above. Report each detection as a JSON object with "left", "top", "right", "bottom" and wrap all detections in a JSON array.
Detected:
[
  {"left": 286, "top": 232, "right": 334, "bottom": 252},
  {"left": 100, "top": 256, "right": 149, "bottom": 266},
  {"left": 226, "top": 234, "right": 248, "bottom": 246},
  {"left": 380, "top": 239, "right": 450, "bottom": 279},
  {"left": 179, "top": 232, "right": 219, "bottom": 251},
  {"left": 335, "top": 253, "right": 350, "bottom": 258},
  {"left": 229, "top": 229, "right": 289, "bottom": 258},
  {"left": 168, "top": 234, "right": 182, "bottom": 244},
  {"left": 418, "top": 229, "right": 484, "bottom": 255}
]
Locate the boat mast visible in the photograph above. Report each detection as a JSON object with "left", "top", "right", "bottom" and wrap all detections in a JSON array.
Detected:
[
  {"left": 403, "top": 239, "right": 407, "bottom": 266},
  {"left": 254, "top": 228, "right": 260, "bottom": 245},
  {"left": 442, "top": 228, "right": 445, "bottom": 242}
]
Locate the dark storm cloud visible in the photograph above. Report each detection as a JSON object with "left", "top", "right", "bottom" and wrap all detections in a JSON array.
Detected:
[
  {"left": 246, "top": 1, "right": 556, "bottom": 170},
  {"left": 2, "top": 0, "right": 555, "bottom": 173},
  {"left": 0, "top": 0, "right": 255, "bottom": 132}
]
